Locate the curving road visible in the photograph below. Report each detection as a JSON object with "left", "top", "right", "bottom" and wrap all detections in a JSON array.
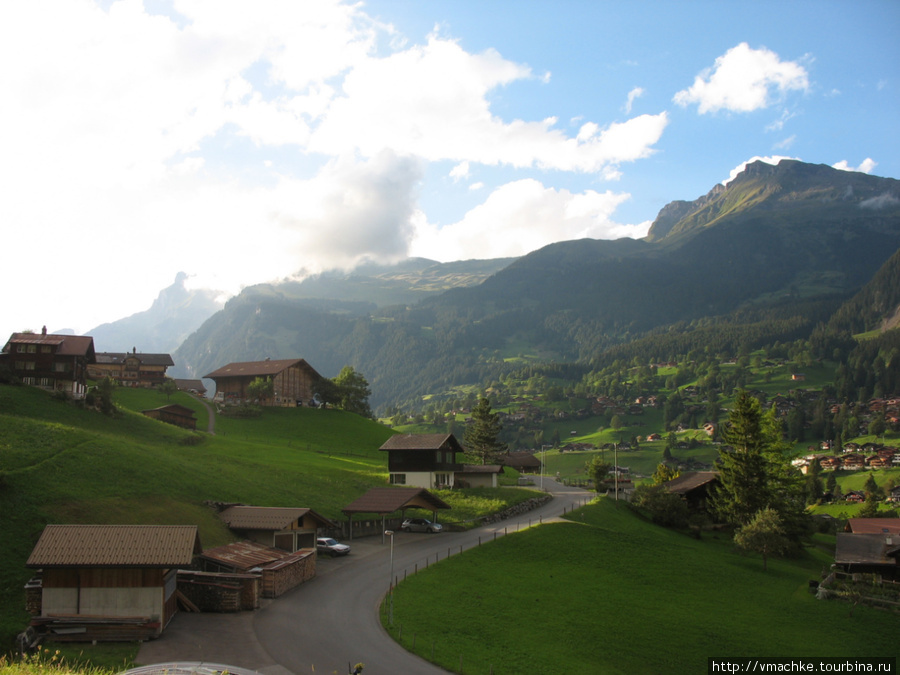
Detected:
[
  {"left": 137, "top": 480, "right": 594, "bottom": 674},
  {"left": 253, "top": 479, "right": 593, "bottom": 675}
]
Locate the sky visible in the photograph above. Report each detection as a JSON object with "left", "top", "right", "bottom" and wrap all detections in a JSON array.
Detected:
[{"left": 1, "top": 0, "right": 898, "bottom": 342}]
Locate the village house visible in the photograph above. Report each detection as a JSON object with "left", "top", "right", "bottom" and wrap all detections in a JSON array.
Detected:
[
  {"left": 379, "top": 433, "right": 465, "bottom": 489},
  {"left": 501, "top": 451, "right": 543, "bottom": 474},
  {"left": 834, "top": 532, "right": 900, "bottom": 580},
  {"left": 204, "top": 358, "right": 324, "bottom": 407},
  {"left": 455, "top": 464, "right": 504, "bottom": 488},
  {"left": 87, "top": 349, "right": 174, "bottom": 388},
  {"left": 1, "top": 328, "right": 95, "bottom": 399},
  {"left": 660, "top": 471, "right": 720, "bottom": 511},
  {"left": 25, "top": 524, "right": 202, "bottom": 640}
]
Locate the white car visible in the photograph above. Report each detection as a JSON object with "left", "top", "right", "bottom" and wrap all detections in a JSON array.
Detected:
[{"left": 317, "top": 537, "right": 351, "bottom": 556}]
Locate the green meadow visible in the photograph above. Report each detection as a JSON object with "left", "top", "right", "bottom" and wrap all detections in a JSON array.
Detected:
[
  {"left": 0, "top": 384, "right": 534, "bottom": 652},
  {"left": 383, "top": 498, "right": 896, "bottom": 675}
]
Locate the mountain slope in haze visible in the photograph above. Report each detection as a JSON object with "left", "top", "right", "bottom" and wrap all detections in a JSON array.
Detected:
[
  {"left": 175, "top": 160, "right": 900, "bottom": 410},
  {"left": 89, "top": 272, "right": 224, "bottom": 353}
]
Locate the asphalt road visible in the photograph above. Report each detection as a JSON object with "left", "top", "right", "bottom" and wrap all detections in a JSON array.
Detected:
[{"left": 138, "top": 480, "right": 594, "bottom": 675}]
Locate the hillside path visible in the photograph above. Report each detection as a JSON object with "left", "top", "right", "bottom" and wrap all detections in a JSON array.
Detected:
[{"left": 137, "top": 479, "right": 593, "bottom": 675}]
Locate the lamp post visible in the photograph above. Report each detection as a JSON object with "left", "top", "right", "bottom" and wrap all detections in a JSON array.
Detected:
[
  {"left": 541, "top": 444, "right": 551, "bottom": 491},
  {"left": 384, "top": 530, "right": 394, "bottom": 625}
]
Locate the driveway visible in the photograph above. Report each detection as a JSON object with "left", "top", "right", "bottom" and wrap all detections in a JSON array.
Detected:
[{"left": 138, "top": 480, "right": 593, "bottom": 674}]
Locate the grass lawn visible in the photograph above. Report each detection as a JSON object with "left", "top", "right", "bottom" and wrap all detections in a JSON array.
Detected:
[{"left": 383, "top": 498, "right": 896, "bottom": 675}]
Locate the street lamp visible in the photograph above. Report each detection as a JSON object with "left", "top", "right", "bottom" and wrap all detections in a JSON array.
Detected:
[
  {"left": 384, "top": 530, "right": 394, "bottom": 625},
  {"left": 540, "top": 444, "right": 551, "bottom": 491}
]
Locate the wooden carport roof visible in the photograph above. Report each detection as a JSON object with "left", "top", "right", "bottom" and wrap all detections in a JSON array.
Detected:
[{"left": 342, "top": 487, "right": 451, "bottom": 515}]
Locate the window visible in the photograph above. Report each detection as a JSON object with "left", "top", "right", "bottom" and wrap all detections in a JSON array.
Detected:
[
  {"left": 41, "top": 346, "right": 51, "bottom": 353},
  {"left": 27, "top": 345, "right": 36, "bottom": 353},
  {"left": 390, "top": 473, "right": 407, "bottom": 485},
  {"left": 25, "top": 362, "right": 35, "bottom": 371},
  {"left": 22, "top": 377, "right": 35, "bottom": 385},
  {"left": 54, "top": 362, "right": 68, "bottom": 372}
]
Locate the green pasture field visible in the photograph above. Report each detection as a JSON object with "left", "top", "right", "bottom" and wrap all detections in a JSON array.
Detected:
[
  {"left": 383, "top": 498, "right": 895, "bottom": 675},
  {"left": 0, "top": 383, "right": 541, "bottom": 653}
]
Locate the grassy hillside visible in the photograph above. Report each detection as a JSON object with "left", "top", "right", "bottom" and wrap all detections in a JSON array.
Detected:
[
  {"left": 384, "top": 498, "right": 896, "bottom": 674},
  {"left": 0, "top": 383, "right": 398, "bottom": 648}
]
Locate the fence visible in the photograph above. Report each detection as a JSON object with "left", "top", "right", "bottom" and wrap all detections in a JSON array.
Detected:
[{"left": 377, "top": 496, "right": 593, "bottom": 674}]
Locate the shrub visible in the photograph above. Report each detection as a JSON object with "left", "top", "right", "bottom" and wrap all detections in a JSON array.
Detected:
[{"left": 632, "top": 483, "right": 690, "bottom": 528}]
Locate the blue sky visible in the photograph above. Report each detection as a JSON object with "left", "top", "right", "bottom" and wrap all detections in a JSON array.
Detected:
[{"left": 1, "top": 0, "right": 898, "bottom": 340}]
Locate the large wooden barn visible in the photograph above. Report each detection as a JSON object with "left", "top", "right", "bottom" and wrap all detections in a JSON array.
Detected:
[
  {"left": 25, "top": 525, "right": 202, "bottom": 640},
  {"left": 204, "top": 358, "right": 324, "bottom": 407}
]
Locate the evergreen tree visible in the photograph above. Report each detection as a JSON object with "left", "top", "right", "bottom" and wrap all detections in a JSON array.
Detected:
[{"left": 463, "top": 398, "right": 505, "bottom": 465}]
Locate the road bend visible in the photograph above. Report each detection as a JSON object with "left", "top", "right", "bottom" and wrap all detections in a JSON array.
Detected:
[{"left": 252, "top": 480, "right": 593, "bottom": 675}]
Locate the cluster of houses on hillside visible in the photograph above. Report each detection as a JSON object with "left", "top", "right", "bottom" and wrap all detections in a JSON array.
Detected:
[{"left": 793, "top": 445, "right": 900, "bottom": 473}]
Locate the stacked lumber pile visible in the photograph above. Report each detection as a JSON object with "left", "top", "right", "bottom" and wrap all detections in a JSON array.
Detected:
[{"left": 29, "top": 615, "right": 161, "bottom": 642}]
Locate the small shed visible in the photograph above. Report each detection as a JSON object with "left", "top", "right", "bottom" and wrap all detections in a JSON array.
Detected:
[
  {"left": 216, "top": 505, "right": 335, "bottom": 552},
  {"left": 660, "top": 471, "right": 719, "bottom": 511},
  {"left": 342, "top": 487, "right": 451, "bottom": 539},
  {"left": 834, "top": 533, "right": 900, "bottom": 580},
  {"left": 199, "top": 541, "right": 316, "bottom": 598},
  {"left": 25, "top": 524, "right": 202, "bottom": 640},
  {"left": 455, "top": 464, "right": 504, "bottom": 489},
  {"left": 142, "top": 404, "right": 197, "bottom": 430}
]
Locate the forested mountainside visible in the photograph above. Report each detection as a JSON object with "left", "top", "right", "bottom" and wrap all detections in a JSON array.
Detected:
[{"left": 174, "top": 160, "right": 900, "bottom": 411}]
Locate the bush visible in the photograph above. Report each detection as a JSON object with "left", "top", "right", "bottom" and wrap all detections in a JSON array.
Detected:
[{"left": 632, "top": 483, "right": 690, "bottom": 528}]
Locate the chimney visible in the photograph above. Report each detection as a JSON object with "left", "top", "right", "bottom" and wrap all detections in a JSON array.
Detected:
[
  {"left": 41, "top": 326, "right": 47, "bottom": 335},
  {"left": 133, "top": 347, "right": 137, "bottom": 354}
]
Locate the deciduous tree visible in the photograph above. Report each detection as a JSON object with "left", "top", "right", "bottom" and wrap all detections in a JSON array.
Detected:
[{"left": 734, "top": 507, "right": 790, "bottom": 571}]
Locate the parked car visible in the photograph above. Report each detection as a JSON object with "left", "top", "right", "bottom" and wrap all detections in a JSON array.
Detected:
[
  {"left": 317, "top": 537, "right": 351, "bottom": 556},
  {"left": 401, "top": 518, "right": 443, "bottom": 533}
]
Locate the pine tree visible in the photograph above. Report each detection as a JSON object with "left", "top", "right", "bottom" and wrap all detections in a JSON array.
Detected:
[{"left": 463, "top": 398, "right": 505, "bottom": 465}]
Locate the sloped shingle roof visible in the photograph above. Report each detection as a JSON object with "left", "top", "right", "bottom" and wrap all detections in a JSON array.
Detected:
[
  {"left": 26, "top": 524, "right": 201, "bottom": 568},
  {"left": 5, "top": 333, "right": 95, "bottom": 357},
  {"left": 95, "top": 352, "right": 175, "bottom": 366},
  {"left": 203, "top": 359, "right": 321, "bottom": 380},
  {"left": 379, "top": 433, "right": 464, "bottom": 453},
  {"left": 218, "top": 505, "right": 334, "bottom": 531},
  {"left": 342, "top": 487, "right": 451, "bottom": 515},
  {"left": 662, "top": 471, "right": 719, "bottom": 495}
]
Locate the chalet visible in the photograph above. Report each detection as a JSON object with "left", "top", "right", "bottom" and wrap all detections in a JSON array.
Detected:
[
  {"left": 88, "top": 349, "right": 174, "bottom": 388},
  {"left": 204, "top": 358, "right": 323, "bottom": 407},
  {"left": 845, "top": 519, "right": 900, "bottom": 535},
  {"left": 142, "top": 404, "right": 197, "bottom": 430},
  {"left": 661, "top": 471, "right": 720, "bottom": 511},
  {"left": 379, "top": 433, "right": 464, "bottom": 489},
  {"left": 501, "top": 451, "right": 543, "bottom": 474},
  {"left": 216, "top": 505, "right": 335, "bottom": 552},
  {"left": 891, "top": 486, "right": 900, "bottom": 503},
  {"left": 25, "top": 524, "right": 201, "bottom": 640},
  {"left": 455, "top": 464, "right": 504, "bottom": 489},
  {"left": 845, "top": 490, "right": 866, "bottom": 503},
  {"left": 819, "top": 456, "right": 841, "bottom": 471},
  {"left": 1, "top": 328, "right": 95, "bottom": 399}
]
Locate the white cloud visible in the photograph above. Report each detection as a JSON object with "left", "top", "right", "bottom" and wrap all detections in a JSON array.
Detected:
[
  {"left": 624, "top": 87, "right": 644, "bottom": 113},
  {"left": 408, "top": 180, "right": 640, "bottom": 261},
  {"left": 773, "top": 135, "right": 796, "bottom": 150},
  {"left": 674, "top": 43, "right": 809, "bottom": 114},
  {"left": 450, "top": 161, "right": 471, "bottom": 181},
  {"left": 833, "top": 158, "right": 877, "bottom": 174}
]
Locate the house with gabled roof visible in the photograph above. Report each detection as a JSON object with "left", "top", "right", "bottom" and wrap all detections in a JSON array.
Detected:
[
  {"left": 379, "top": 433, "right": 465, "bottom": 489},
  {"left": 204, "top": 358, "right": 324, "bottom": 407},
  {"left": 142, "top": 403, "right": 197, "bottom": 430},
  {"left": 660, "top": 471, "right": 719, "bottom": 511},
  {"left": 88, "top": 349, "right": 174, "bottom": 388},
  {"left": 1, "top": 327, "right": 95, "bottom": 399},
  {"left": 25, "top": 524, "right": 202, "bottom": 639}
]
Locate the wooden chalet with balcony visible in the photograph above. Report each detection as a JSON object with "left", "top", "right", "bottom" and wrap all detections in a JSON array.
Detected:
[
  {"left": 88, "top": 348, "right": 174, "bottom": 388},
  {"left": 1, "top": 327, "right": 95, "bottom": 399},
  {"left": 379, "top": 433, "right": 465, "bottom": 489},
  {"left": 204, "top": 358, "right": 324, "bottom": 407}
]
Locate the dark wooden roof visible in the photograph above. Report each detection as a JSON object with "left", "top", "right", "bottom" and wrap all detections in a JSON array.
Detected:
[
  {"left": 95, "top": 352, "right": 174, "bottom": 366},
  {"left": 203, "top": 358, "right": 321, "bottom": 380},
  {"left": 26, "top": 524, "right": 201, "bottom": 568},
  {"left": 218, "top": 505, "right": 335, "bottom": 530},
  {"left": 175, "top": 379, "right": 207, "bottom": 393},
  {"left": 379, "top": 433, "right": 464, "bottom": 453},
  {"left": 5, "top": 332, "right": 95, "bottom": 358},
  {"left": 661, "top": 471, "right": 719, "bottom": 495},
  {"left": 835, "top": 533, "right": 900, "bottom": 566},
  {"left": 142, "top": 404, "right": 196, "bottom": 417},
  {"left": 342, "top": 487, "right": 451, "bottom": 515}
]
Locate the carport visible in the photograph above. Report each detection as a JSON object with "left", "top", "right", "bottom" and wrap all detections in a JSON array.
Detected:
[{"left": 342, "top": 487, "right": 451, "bottom": 542}]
